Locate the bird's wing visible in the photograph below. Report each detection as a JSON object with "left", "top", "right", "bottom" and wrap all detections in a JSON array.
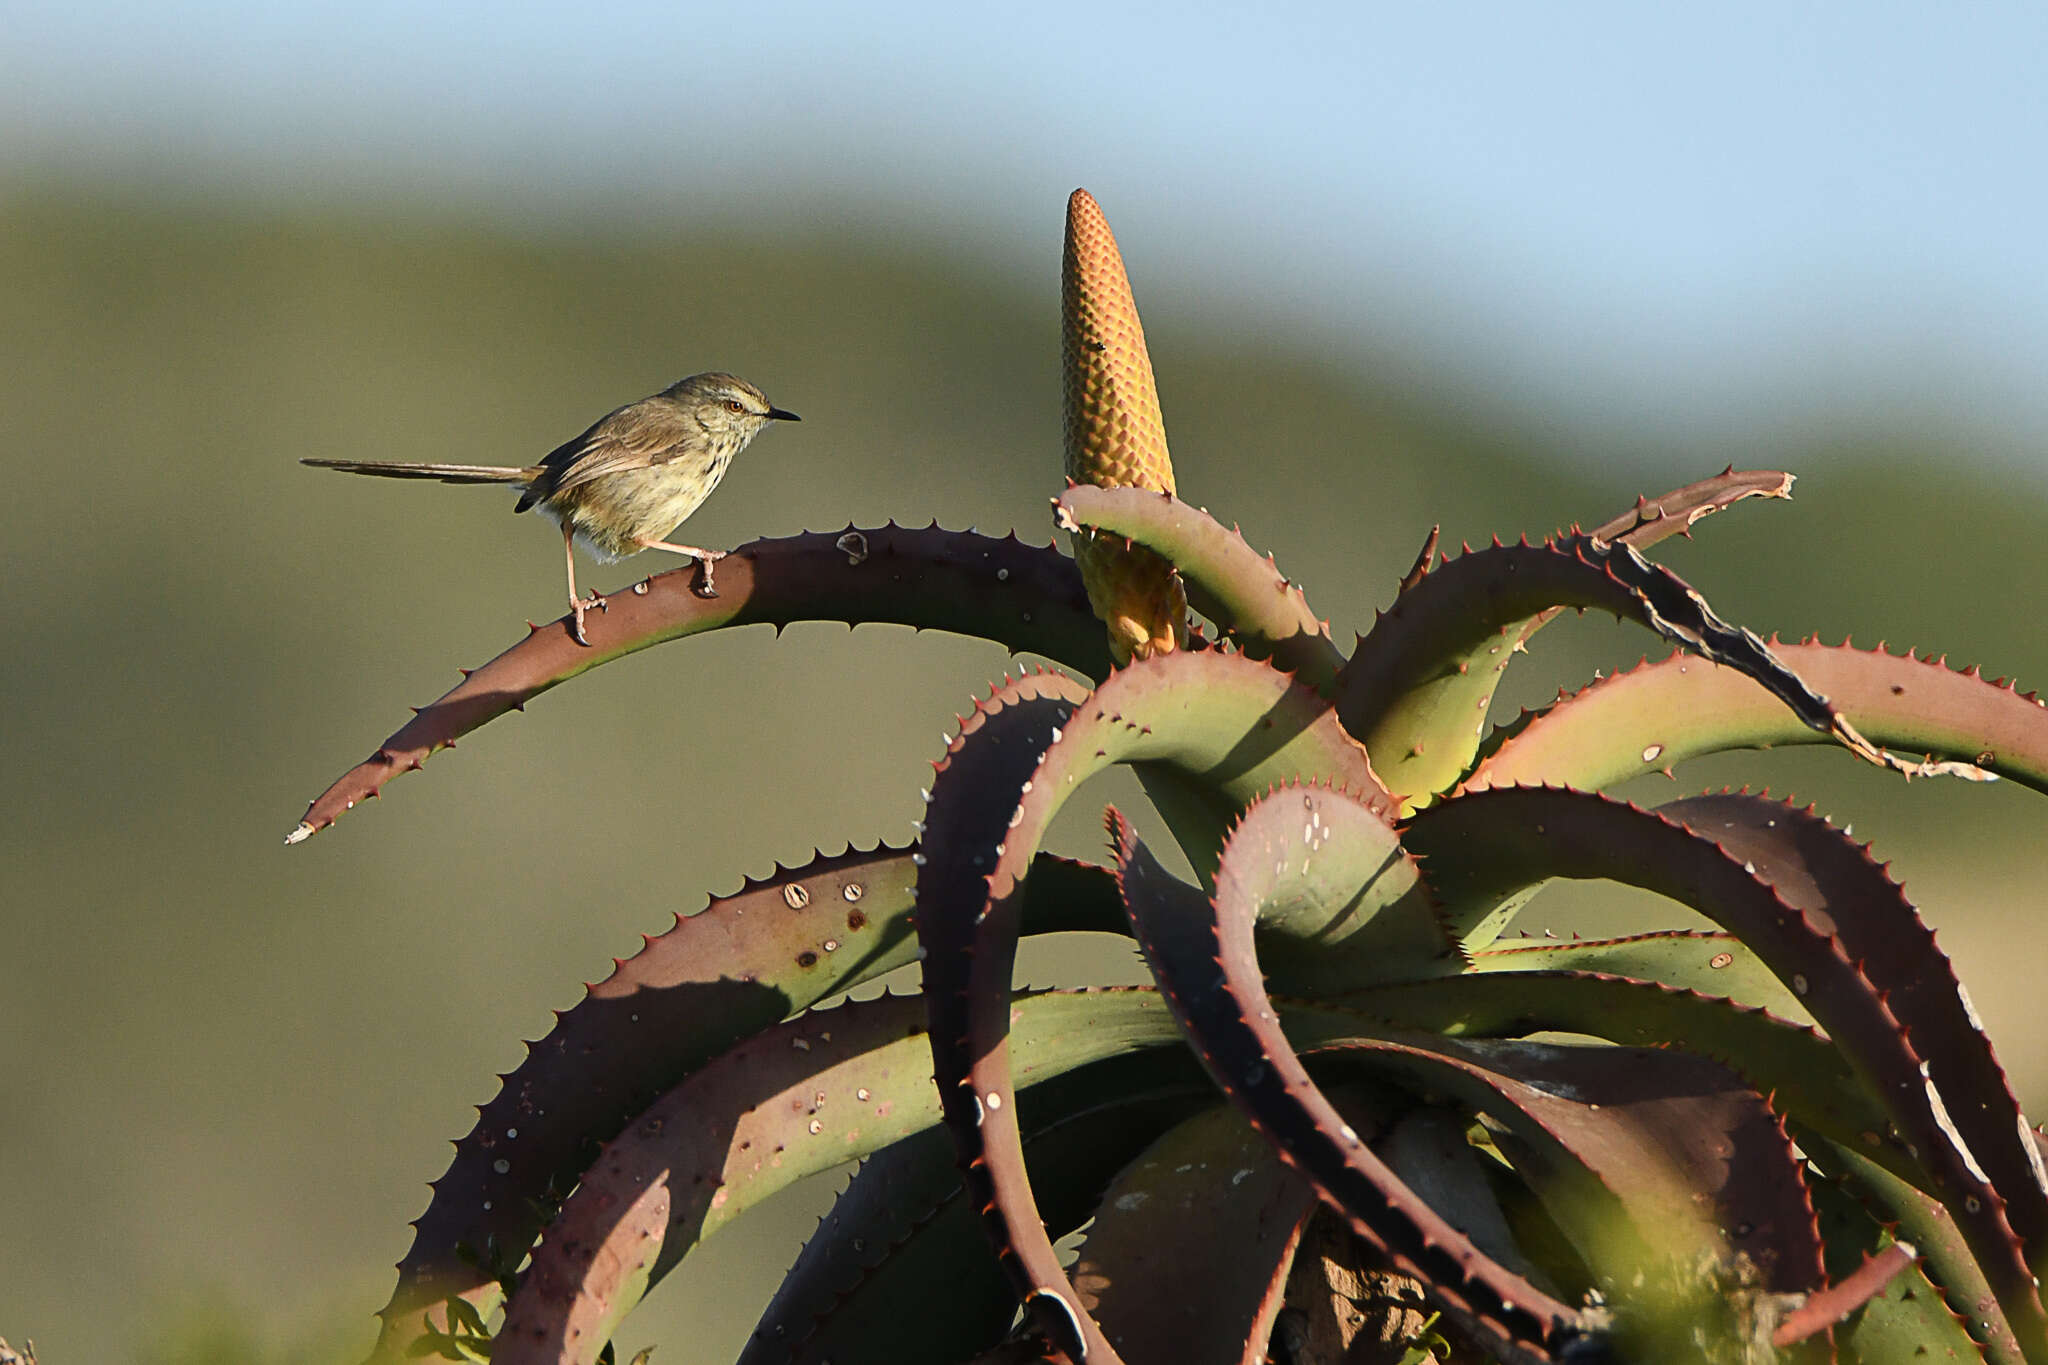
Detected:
[{"left": 526, "top": 400, "right": 697, "bottom": 503}]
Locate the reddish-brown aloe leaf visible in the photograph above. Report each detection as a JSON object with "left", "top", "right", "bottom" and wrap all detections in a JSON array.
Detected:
[
  {"left": 1332, "top": 970, "right": 1920, "bottom": 1189},
  {"left": 1051, "top": 484, "right": 1344, "bottom": 690},
  {"left": 740, "top": 1054, "right": 1213, "bottom": 1365},
  {"left": 1334, "top": 533, "right": 1938, "bottom": 813},
  {"left": 1071, "top": 1103, "right": 1320, "bottom": 1365},
  {"left": 288, "top": 524, "right": 1113, "bottom": 842},
  {"left": 914, "top": 653, "right": 1384, "bottom": 1364},
  {"left": 1580, "top": 467, "right": 1797, "bottom": 545},
  {"left": 1311, "top": 1034, "right": 1828, "bottom": 1331},
  {"left": 1469, "top": 640, "right": 2046, "bottom": 795},
  {"left": 1111, "top": 812, "right": 1595, "bottom": 1365},
  {"left": 1402, "top": 785, "right": 2048, "bottom": 1359},
  {"left": 1772, "top": 1243, "right": 1920, "bottom": 1350},
  {"left": 1667, "top": 791, "right": 2048, "bottom": 1267},
  {"left": 492, "top": 990, "right": 1199, "bottom": 1365},
  {"left": 373, "top": 845, "right": 1125, "bottom": 1359}
]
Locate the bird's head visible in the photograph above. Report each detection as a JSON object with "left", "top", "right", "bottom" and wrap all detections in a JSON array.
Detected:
[{"left": 672, "top": 372, "right": 801, "bottom": 442}]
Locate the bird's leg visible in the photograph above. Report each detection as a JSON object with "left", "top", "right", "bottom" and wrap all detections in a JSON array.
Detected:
[
  {"left": 564, "top": 523, "right": 606, "bottom": 646},
  {"left": 636, "top": 538, "right": 728, "bottom": 598}
]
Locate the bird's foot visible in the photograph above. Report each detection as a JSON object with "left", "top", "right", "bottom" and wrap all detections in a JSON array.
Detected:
[
  {"left": 692, "top": 550, "right": 729, "bottom": 599},
  {"left": 570, "top": 592, "right": 609, "bottom": 646}
]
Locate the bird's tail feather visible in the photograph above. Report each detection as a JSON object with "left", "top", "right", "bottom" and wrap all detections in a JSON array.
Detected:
[{"left": 301, "top": 459, "right": 541, "bottom": 485}]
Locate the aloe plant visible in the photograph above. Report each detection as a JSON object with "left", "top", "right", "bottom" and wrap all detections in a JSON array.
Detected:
[{"left": 295, "top": 190, "right": 2048, "bottom": 1365}]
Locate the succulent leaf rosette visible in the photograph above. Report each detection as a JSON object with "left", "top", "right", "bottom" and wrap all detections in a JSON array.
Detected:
[{"left": 298, "top": 192, "right": 2048, "bottom": 1365}]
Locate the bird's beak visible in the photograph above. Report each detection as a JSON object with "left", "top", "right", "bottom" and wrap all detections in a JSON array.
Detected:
[{"left": 768, "top": 406, "right": 801, "bottom": 422}]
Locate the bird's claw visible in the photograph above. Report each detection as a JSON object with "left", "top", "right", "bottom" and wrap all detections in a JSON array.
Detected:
[
  {"left": 693, "top": 554, "right": 724, "bottom": 599},
  {"left": 570, "top": 592, "right": 609, "bottom": 646}
]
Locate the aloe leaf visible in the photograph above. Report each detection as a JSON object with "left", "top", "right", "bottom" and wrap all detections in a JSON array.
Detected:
[
  {"left": 1213, "top": 780, "right": 1455, "bottom": 991},
  {"left": 289, "top": 525, "right": 1113, "bottom": 842},
  {"left": 1376, "top": 1105, "right": 1552, "bottom": 1289},
  {"left": 1111, "top": 812, "right": 1596, "bottom": 1365},
  {"left": 1579, "top": 467, "right": 1797, "bottom": 546},
  {"left": 491, "top": 990, "right": 1190, "bottom": 1365},
  {"left": 1051, "top": 484, "right": 1343, "bottom": 689},
  {"left": 1814, "top": 1136, "right": 2018, "bottom": 1364},
  {"left": 1402, "top": 785, "right": 2048, "bottom": 1358},
  {"left": 496, "top": 978, "right": 1374, "bottom": 1365},
  {"left": 1333, "top": 473, "right": 1801, "bottom": 810},
  {"left": 1316, "top": 1036, "right": 1827, "bottom": 1319},
  {"left": 374, "top": 845, "right": 1126, "bottom": 1358},
  {"left": 1666, "top": 791, "right": 2048, "bottom": 1266},
  {"left": 1470, "top": 930, "right": 1807, "bottom": 1019},
  {"left": 1331, "top": 971, "right": 1919, "bottom": 1187},
  {"left": 1470, "top": 640, "right": 2046, "bottom": 794},
  {"left": 1806, "top": 1171, "right": 1978, "bottom": 1361},
  {"left": 1336, "top": 531, "right": 1949, "bottom": 814},
  {"left": 913, "top": 654, "right": 1384, "bottom": 1364},
  {"left": 1070, "top": 1103, "right": 1320, "bottom": 1365},
  {"left": 739, "top": 1054, "right": 1212, "bottom": 1365}
]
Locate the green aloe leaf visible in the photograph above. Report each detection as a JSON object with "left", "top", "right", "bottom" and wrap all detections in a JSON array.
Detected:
[
  {"left": 1214, "top": 780, "right": 1455, "bottom": 992},
  {"left": 1051, "top": 484, "right": 1343, "bottom": 689},
  {"left": 1333, "top": 472, "right": 1800, "bottom": 810},
  {"left": 1469, "top": 640, "right": 2046, "bottom": 794},
  {"left": 1811, "top": 1137, "right": 2016, "bottom": 1364},
  {"left": 1469, "top": 930, "right": 1807, "bottom": 1020}
]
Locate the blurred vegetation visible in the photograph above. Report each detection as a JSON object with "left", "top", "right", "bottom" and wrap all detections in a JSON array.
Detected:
[{"left": 2, "top": 176, "right": 2044, "bottom": 1362}]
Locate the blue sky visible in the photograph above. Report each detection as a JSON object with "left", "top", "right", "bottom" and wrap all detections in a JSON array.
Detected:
[{"left": 8, "top": 1, "right": 2046, "bottom": 460}]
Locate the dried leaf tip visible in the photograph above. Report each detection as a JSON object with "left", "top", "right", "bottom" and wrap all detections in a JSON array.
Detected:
[{"left": 284, "top": 821, "right": 316, "bottom": 846}]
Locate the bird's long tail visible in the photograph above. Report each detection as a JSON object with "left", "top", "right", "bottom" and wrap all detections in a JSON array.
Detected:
[{"left": 301, "top": 459, "right": 543, "bottom": 485}]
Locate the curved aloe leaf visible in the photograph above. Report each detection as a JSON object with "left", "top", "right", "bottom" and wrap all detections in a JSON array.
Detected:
[
  {"left": 1470, "top": 641, "right": 2047, "bottom": 795},
  {"left": 374, "top": 845, "right": 1126, "bottom": 1358},
  {"left": 1112, "top": 812, "right": 1595, "bottom": 1364},
  {"left": 1403, "top": 785, "right": 2048, "bottom": 1358},
  {"left": 1811, "top": 1168, "right": 1990, "bottom": 1365},
  {"left": 1333, "top": 970, "right": 1919, "bottom": 1187},
  {"left": 1334, "top": 534, "right": 1929, "bottom": 813},
  {"left": 1814, "top": 1136, "right": 2018, "bottom": 1364},
  {"left": 1331, "top": 471, "right": 1797, "bottom": 806},
  {"left": 1214, "top": 780, "right": 1454, "bottom": 991},
  {"left": 1668, "top": 791, "right": 2048, "bottom": 1264},
  {"left": 289, "top": 525, "right": 1112, "bottom": 841},
  {"left": 1071, "top": 1103, "right": 1319, "bottom": 1365},
  {"left": 740, "top": 1053, "right": 1212, "bottom": 1365},
  {"left": 493, "top": 990, "right": 1193, "bottom": 1365},
  {"left": 1051, "top": 485, "right": 1343, "bottom": 689},
  {"left": 1313, "top": 1034, "right": 1827, "bottom": 1330},
  {"left": 913, "top": 653, "right": 1383, "bottom": 1364}
]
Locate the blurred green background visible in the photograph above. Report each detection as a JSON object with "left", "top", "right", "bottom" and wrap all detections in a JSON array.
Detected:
[{"left": 7, "top": 6, "right": 2048, "bottom": 1362}]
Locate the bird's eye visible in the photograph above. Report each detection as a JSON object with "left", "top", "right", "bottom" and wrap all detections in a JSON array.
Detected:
[{"left": 724, "top": 399, "right": 746, "bottom": 414}]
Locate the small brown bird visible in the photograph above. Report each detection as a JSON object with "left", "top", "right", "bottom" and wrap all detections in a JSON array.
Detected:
[{"left": 304, "top": 372, "right": 799, "bottom": 644}]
